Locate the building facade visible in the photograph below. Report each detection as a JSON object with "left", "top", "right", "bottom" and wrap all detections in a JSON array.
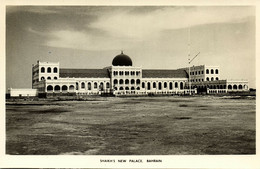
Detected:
[{"left": 28, "top": 52, "right": 249, "bottom": 97}]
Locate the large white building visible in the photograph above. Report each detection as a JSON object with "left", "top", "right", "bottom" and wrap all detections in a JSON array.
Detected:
[{"left": 26, "top": 51, "right": 249, "bottom": 97}]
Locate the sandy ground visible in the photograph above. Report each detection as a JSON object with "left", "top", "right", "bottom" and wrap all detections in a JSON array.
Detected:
[{"left": 6, "top": 96, "right": 255, "bottom": 155}]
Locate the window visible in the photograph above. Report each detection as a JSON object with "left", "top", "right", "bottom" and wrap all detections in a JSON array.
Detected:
[
  {"left": 216, "top": 77, "right": 219, "bottom": 81},
  {"left": 228, "top": 85, "right": 232, "bottom": 90},
  {"left": 136, "top": 79, "right": 140, "bottom": 84},
  {"left": 211, "top": 77, "right": 214, "bottom": 81},
  {"left": 142, "top": 82, "right": 145, "bottom": 88},
  {"left": 106, "top": 82, "right": 110, "bottom": 88},
  {"left": 94, "top": 82, "right": 97, "bottom": 89},
  {"left": 88, "top": 82, "right": 91, "bottom": 90},
  {"left": 41, "top": 67, "right": 45, "bottom": 73},
  {"left": 62, "top": 85, "right": 68, "bottom": 91},
  {"left": 120, "top": 79, "right": 124, "bottom": 84},
  {"left": 131, "top": 87, "right": 135, "bottom": 90},
  {"left": 211, "top": 69, "right": 214, "bottom": 74},
  {"left": 215, "top": 69, "right": 219, "bottom": 74},
  {"left": 99, "top": 83, "right": 104, "bottom": 90},
  {"left": 180, "top": 82, "right": 184, "bottom": 90},
  {"left": 201, "top": 70, "right": 204, "bottom": 74},
  {"left": 159, "top": 82, "right": 162, "bottom": 90},
  {"left": 206, "top": 77, "right": 209, "bottom": 81},
  {"left": 54, "top": 85, "right": 60, "bottom": 91},
  {"left": 164, "top": 82, "right": 167, "bottom": 88},
  {"left": 47, "top": 85, "right": 53, "bottom": 91},
  {"left": 131, "top": 79, "right": 135, "bottom": 84},
  {"left": 147, "top": 82, "right": 151, "bottom": 90},
  {"left": 233, "top": 85, "right": 237, "bottom": 90},
  {"left": 153, "top": 82, "right": 156, "bottom": 88},
  {"left": 119, "top": 87, "right": 124, "bottom": 90},
  {"left": 47, "top": 67, "right": 51, "bottom": 73},
  {"left": 114, "top": 79, "right": 118, "bottom": 84},
  {"left": 125, "top": 71, "right": 129, "bottom": 76},
  {"left": 169, "top": 82, "right": 173, "bottom": 90},
  {"left": 41, "top": 77, "right": 45, "bottom": 80},
  {"left": 125, "top": 87, "right": 129, "bottom": 90},
  {"left": 54, "top": 77, "right": 57, "bottom": 80},
  {"left": 206, "top": 69, "right": 209, "bottom": 74},
  {"left": 81, "top": 82, "right": 85, "bottom": 89},
  {"left": 47, "top": 77, "right": 51, "bottom": 80},
  {"left": 125, "top": 79, "right": 129, "bottom": 84},
  {"left": 69, "top": 85, "right": 75, "bottom": 91},
  {"left": 53, "top": 67, "right": 58, "bottom": 73},
  {"left": 175, "top": 82, "right": 178, "bottom": 88}
]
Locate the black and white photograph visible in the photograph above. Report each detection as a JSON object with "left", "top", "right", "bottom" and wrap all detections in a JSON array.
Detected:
[
  {"left": 5, "top": 5, "right": 256, "bottom": 155},
  {"left": 2, "top": 2, "right": 259, "bottom": 168}
]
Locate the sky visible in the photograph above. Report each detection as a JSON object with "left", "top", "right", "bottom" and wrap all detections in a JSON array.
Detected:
[{"left": 6, "top": 6, "right": 255, "bottom": 90}]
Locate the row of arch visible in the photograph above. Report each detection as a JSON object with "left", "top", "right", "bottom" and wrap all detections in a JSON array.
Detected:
[
  {"left": 141, "top": 81, "right": 184, "bottom": 90},
  {"left": 41, "top": 67, "right": 58, "bottom": 73},
  {"left": 206, "top": 69, "right": 218, "bottom": 74},
  {"left": 113, "top": 71, "right": 141, "bottom": 76},
  {"left": 47, "top": 82, "right": 110, "bottom": 92},
  {"left": 228, "top": 84, "right": 248, "bottom": 90},
  {"left": 114, "top": 79, "right": 141, "bottom": 85},
  {"left": 41, "top": 76, "right": 58, "bottom": 80}
]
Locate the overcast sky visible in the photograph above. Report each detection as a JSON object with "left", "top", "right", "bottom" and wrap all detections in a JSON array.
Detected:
[{"left": 6, "top": 6, "right": 255, "bottom": 89}]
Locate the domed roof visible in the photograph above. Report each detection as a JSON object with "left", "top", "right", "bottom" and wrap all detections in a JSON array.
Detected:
[{"left": 112, "top": 51, "right": 132, "bottom": 66}]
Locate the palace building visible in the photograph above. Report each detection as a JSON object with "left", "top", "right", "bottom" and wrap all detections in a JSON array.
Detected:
[{"left": 9, "top": 52, "right": 249, "bottom": 97}]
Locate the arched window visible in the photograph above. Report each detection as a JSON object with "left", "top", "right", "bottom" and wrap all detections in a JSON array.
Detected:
[
  {"left": 125, "top": 87, "right": 129, "bottom": 90},
  {"left": 180, "top": 82, "right": 184, "bottom": 90},
  {"left": 131, "top": 87, "right": 135, "bottom": 90},
  {"left": 233, "top": 85, "right": 237, "bottom": 90},
  {"left": 100, "top": 83, "right": 104, "bottom": 90},
  {"left": 201, "top": 70, "right": 204, "bottom": 74},
  {"left": 169, "top": 82, "right": 173, "bottom": 90},
  {"left": 54, "top": 77, "right": 57, "bottom": 80},
  {"left": 54, "top": 85, "right": 60, "bottom": 92},
  {"left": 94, "top": 82, "right": 97, "bottom": 89},
  {"left": 142, "top": 82, "right": 145, "bottom": 88},
  {"left": 41, "top": 67, "right": 45, "bottom": 73},
  {"left": 119, "top": 87, "right": 124, "bottom": 90},
  {"left": 211, "top": 69, "right": 214, "bottom": 74},
  {"left": 114, "top": 87, "right": 118, "bottom": 90},
  {"left": 216, "top": 77, "right": 219, "bottom": 81},
  {"left": 137, "top": 87, "right": 140, "bottom": 90},
  {"left": 228, "top": 85, "right": 232, "bottom": 90},
  {"left": 69, "top": 85, "right": 75, "bottom": 91},
  {"left": 47, "top": 85, "right": 53, "bottom": 91},
  {"left": 106, "top": 82, "right": 110, "bottom": 89},
  {"left": 41, "top": 77, "right": 45, "bottom": 80},
  {"left": 175, "top": 82, "right": 178, "bottom": 88},
  {"left": 159, "top": 82, "right": 162, "bottom": 90},
  {"left": 153, "top": 82, "right": 156, "bottom": 88},
  {"left": 206, "top": 77, "right": 209, "bottom": 81},
  {"left": 136, "top": 79, "right": 140, "bottom": 84},
  {"left": 47, "top": 67, "right": 51, "bottom": 73},
  {"left": 125, "top": 71, "right": 129, "bottom": 76},
  {"left": 81, "top": 82, "right": 85, "bottom": 89},
  {"left": 47, "top": 77, "right": 51, "bottom": 80},
  {"left": 76, "top": 82, "right": 79, "bottom": 90},
  {"left": 62, "top": 85, "right": 68, "bottom": 91},
  {"left": 164, "top": 82, "right": 167, "bottom": 88},
  {"left": 147, "top": 82, "right": 151, "bottom": 90},
  {"left": 125, "top": 79, "right": 129, "bottom": 84},
  {"left": 215, "top": 69, "right": 219, "bottom": 74},
  {"left": 119, "top": 79, "right": 124, "bottom": 84},
  {"left": 211, "top": 77, "right": 214, "bottom": 81},
  {"left": 114, "top": 79, "right": 118, "bottom": 84},
  {"left": 239, "top": 85, "right": 243, "bottom": 90},
  {"left": 131, "top": 79, "right": 135, "bottom": 84},
  {"left": 53, "top": 67, "right": 58, "bottom": 73},
  {"left": 206, "top": 69, "right": 209, "bottom": 74},
  {"left": 88, "top": 82, "right": 91, "bottom": 90}
]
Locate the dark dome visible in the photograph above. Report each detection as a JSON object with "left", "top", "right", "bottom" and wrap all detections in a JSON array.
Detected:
[{"left": 112, "top": 51, "right": 132, "bottom": 66}]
